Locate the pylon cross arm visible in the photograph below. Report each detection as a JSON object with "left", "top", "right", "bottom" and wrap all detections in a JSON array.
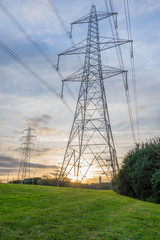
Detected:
[
  {"left": 62, "top": 68, "right": 84, "bottom": 82},
  {"left": 71, "top": 12, "right": 117, "bottom": 25},
  {"left": 102, "top": 66, "right": 127, "bottom": 80},
  {"left": 61, "top": 66, "right": 127, "bottom": 83},
  {"left": 58, "top": 38, "right": 132, "bottom": 56}
]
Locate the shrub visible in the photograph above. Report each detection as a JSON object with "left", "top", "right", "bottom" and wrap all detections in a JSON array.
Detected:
[
  {"left": 151, "top": 169, "right": 160, "bottom": 202},
  {"left": 112, "top": 138, "right": 160, "bottom": 203}
]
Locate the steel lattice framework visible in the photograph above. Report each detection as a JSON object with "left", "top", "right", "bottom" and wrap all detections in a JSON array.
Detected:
[
  {"left": 57, "top": 5, "right": 131, "bottom": 185},
  {"left": 17, "top": 127, "right": 36, "bottom": 180}
]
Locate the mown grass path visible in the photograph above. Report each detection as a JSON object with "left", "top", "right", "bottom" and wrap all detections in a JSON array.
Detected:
[{"left": 0, "top": 183, "right": 160, "bottom": 239}]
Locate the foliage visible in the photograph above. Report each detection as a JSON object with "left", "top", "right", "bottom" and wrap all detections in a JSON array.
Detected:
[
  {"left": 0, "top": 184, "right": 160, "bottom": 239},
  {"left": 37, "top": 178, "right": 58, "bottom": 186},
  {"left": 61, "top": 179, "right": 111, "bottom": 189},
  {"left": 12, "top": 177, "right": 111, "bottom": 190},
  {"left": 112, "top": 138, "right": 160, "bottom": 203},
  {"left": 11, "top": 178, "right": 41, "bottom": 185},
  {"left": 151, "top": 169, "right": 160, "bottom": 202}
]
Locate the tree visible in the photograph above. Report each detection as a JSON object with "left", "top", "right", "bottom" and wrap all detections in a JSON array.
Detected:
[{"left": 112, "top": 139, "right": 160, "bottom": 203}]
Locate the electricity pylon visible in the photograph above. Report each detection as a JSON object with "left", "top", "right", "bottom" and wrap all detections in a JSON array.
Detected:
[
  {"left": 57, "top": 5, "right": 132, "bottom": 185},
  {"left": 17, "top": 127, "right": 36, "bottom": 180}
]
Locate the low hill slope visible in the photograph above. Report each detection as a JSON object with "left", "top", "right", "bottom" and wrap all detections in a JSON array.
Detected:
[{"left": 0, "top": 184, "right": 160, "bottom": 240}]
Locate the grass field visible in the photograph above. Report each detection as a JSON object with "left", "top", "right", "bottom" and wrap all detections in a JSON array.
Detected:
[{"left": 0, "top": 184, "right": 160, "bottom": 240}]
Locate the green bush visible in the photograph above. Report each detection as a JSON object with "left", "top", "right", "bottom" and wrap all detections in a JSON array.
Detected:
[
  {"left": 151, "top": 169, "right": 160, "bottom": 202},
  {"left": 112, "top": 138, "right": 160, "bottom": 203}
]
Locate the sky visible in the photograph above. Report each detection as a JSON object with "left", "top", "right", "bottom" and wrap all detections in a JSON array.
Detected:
[{"left": 0, "top": 0, "right": 160, "bottom": 183}]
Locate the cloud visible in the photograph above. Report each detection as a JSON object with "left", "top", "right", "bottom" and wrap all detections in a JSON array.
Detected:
[
  {"left": 31, "top": 162, "right": 59, "bottom": 169},
  {"left": 50, "top": 171, "right": 59, "bottom": 177},
  {"left": 138, "top": 105, "right": 146, "bottom": 112},
  {"left": 136, "top": 0, "right": 160, "bottom": 14},
  {"left": 0, "top": 156, "right": 19, "bottom": 168},
  {"left": 0, "top": 123, "right": 7, "bottom": 127},
  {"left": 1, "top": 0, "right": 64, "bottom": 38},
  {"left": 42, "top": 38, "right": 55, "bottom": 48},
  {"left": 34, "top": 147, "right": 64, "bottom": 156},
  {"left": 0, "top": 155, "right": 59, "bottom": 172},
  {"left": 27, "top": 114, "right": 52, "bottom": 127},
  {"left": 39, "top": 127, "right": 58, "bottom": 135},
  {"left": 33, "top": 147, "right": 65, "bottom": 162}
]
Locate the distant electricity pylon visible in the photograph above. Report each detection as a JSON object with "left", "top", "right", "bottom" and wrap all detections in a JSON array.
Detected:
[
  {"left": 57, "top": 5, "right": 132, "bottom": 185},
  {"left": 17, "top": 127, "right": 36, "bottom": 180}
]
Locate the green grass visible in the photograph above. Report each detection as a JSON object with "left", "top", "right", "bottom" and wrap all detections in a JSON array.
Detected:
[{"left": 0, "top": 184, "right": 160, "bottom": 240}]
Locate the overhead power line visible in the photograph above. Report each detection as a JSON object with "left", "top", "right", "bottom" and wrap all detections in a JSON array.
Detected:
[
  {"left": 0, "top": 1, "right": 56, "bottom": 68},
  {"left": 104, "top": 0, "right": 137, "bottom": 143},
  {"left": 48, "top": 0, "right": 76, "bottom": 45},
  {"left": 48, "top": 0, "right": 83, "bottom": 66},
  {"left": 0, "top": 0, "right": 77, "bottom": 103},
  {"left": 48, "top": 0, "right": 83, "bottom": 101},
  {"left": 111, "top": 0, "right": 140, "bottom": 141},
  {"left": 48, "top": 0, "right": 73, "bottom": 43},
  {"left": 0, "top": 40, "right": 73, "bottom": 114},
  {"left": 123, "top": 0, "right": 140, "bottom": 141}
]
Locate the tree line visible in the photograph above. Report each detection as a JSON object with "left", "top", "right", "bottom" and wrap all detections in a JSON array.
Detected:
[{"left": 112, "top": 139, "right": 160, "bottom": 203}]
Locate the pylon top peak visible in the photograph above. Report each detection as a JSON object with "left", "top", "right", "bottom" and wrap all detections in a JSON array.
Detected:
[{"left": 90, "top": 0, "right": 94, "bottom": 6}]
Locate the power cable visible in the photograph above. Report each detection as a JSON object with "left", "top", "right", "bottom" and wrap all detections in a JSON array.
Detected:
[
  {"left": 111, "top": 0, "right": 139, "bottom": 141},
  {"left": 48, "top": 0, "right": 83, "bottom": 99},
  {"left": 104, "top": 0, "right": 136, "bottom": 143},
  {"left": 48, "top": 0, "right": 74, "bottom": 44},
  {"left": 0, "top": 1, "right": 56, "bottom": 68},
  {"left": 123, "top": 0, "right": 140, "bottom": 141},
  {"left": 0, "top": 0, "right": 77, "bottom": 103},
  {"left": 0, "top": 40, "right": 74, "bottom": 114}
]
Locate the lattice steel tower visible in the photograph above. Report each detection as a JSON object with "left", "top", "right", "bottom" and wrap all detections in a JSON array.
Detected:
[
  {"left": 57, "top": 5, "right": 131, "bottom": 185},
  {"left": 17, "top": 127, "right": 36, "bottom": 180}
]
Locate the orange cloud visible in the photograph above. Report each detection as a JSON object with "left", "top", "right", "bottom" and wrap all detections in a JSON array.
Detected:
[{"left": 39, "top": 127, "right": 58, "bottom": 135}]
